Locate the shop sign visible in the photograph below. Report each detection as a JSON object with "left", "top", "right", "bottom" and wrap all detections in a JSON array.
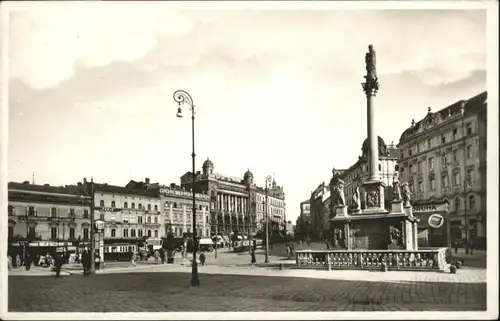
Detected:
[{"left": 428, "top": 214, "right": 445, "bottom": 229}]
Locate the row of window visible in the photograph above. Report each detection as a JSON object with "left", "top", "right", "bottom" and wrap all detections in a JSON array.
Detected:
[
  {"left": 99, "top": 200, "right": 159, "bottom": 211},
  {"left": 414, "top": 169, "right": 475, "bottom": 192},
  {"left": 256, "top": 196, "right": 284, "bottom": 208},
  {"left": 168, "top": 202, "right": 208, "bottom": 211},
  {"left": 402, "top": 122, "right": 474, "bottom": 158},
  {"left": 111, "top": 228, "right": 158, "bottom": 238},
  {"left": 8, "top": 226, "right": 90, "bottom": 240},
  {"left": 256, "top": 203, "right": 285, "bottom": 215},
  {"left": 402, "top": 147, "right": 475, "bottom": 175},
  {"left": 8, "top": 206, "right": 89, "bottom": 218}
]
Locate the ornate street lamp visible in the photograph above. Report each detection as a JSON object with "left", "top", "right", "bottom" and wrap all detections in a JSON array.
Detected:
[
  {"left": 173, "top": 89, "right": 200, "bottom": 287},
  {"left": 264, "top": 175, "right": 272, "bottom": 263}
]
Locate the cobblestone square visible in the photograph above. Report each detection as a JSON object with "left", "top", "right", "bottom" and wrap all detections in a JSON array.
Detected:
[{"left": 8, "top": 269, "right": 487, "bottom": 312}]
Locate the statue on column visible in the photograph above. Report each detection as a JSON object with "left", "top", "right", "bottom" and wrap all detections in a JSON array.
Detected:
[
  {"left": 392, "top": 173, "right": 402, "bottom": 201},
  {"left": 401, "top": 181, "right": 412, "bottom": 207},
  {"left": 330, "top": 168, "right": 345, "bottom": 206},
  {"left": 365, "top": 44, "right": 377, "bottom": 81},
  {"left": 351, "top": 187, "right": 360, "bottom": 210}
]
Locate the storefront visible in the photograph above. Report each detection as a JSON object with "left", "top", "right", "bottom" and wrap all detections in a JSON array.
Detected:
[{"left": 413, "top": 202, "right": 451, "bottom": 249}]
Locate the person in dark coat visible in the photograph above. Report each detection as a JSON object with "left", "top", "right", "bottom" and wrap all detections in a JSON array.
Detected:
[
  {"left": 24, "top": 252, "right": 31, "bottom": 271},
  {"left": 81, "top": 250, "right": 89, "bottom": 275},
  {"left": 54, "top": 253, "right": 63, "bottom": 278},
  {"left": 199, "top": 251, "right": 206, "bottom": 266},
  {"left": 250, "top": 249, "right": 256, "bottom": 268}
]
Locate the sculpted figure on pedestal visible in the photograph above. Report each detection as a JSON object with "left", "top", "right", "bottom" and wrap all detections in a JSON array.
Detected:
[
  {"left": 351, "top": 187, "right": 360, "bottom": 210},
  {"left": 401, "top": 182, "right": 412, "bottom": 207},
  {"left": 392, "top": 174, "right": 402, "bottom": 201},
  {"left": 330, "top": 168, "right": 346, "bottom": 207}
]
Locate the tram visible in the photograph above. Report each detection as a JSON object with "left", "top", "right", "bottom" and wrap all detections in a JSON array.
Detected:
[
  {"left": 103, "top": 243, "right": 138, "bottom": 261},
  {"left": 232, "top": 238, "right": 263, "bottom": 252}
]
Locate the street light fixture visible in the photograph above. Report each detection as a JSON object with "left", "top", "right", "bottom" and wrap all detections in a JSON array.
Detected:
[
  {"left": 173, "top": 89, "right": 200, "bottom": 287},
  {"left": 264, "top": 175, "right": 272, "bottom": 264}
]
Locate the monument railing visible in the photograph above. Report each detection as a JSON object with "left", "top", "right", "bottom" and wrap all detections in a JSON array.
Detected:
[{"left": 295, "top": 248, "right": 448, "bottom": 271}]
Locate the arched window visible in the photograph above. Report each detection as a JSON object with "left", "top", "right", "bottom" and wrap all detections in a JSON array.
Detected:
[
  {"left": 468, "top": 195, "right": 476, "bottom": 210},
  {"left": 454, "top": 197, "right": 461, "bottom": 212}
]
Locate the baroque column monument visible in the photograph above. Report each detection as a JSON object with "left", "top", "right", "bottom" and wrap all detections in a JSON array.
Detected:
[
  {"left": 361, "top": 44, "right": 387, "bottom": 214},
  {"left": 329, "top": 45, "right": 419, "bottom": 251}
]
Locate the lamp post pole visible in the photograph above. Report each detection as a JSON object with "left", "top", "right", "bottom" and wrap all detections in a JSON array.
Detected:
[
  {"left": 264, "top": 175, "right": 272, "bottom": 264},
  {"left": 174, "top": 89, "right": 200, "bottom": 287}
]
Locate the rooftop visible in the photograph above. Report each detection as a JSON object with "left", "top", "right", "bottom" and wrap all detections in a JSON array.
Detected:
[{"left": 398, "top": 91, "right": 487, "bottom": 144}]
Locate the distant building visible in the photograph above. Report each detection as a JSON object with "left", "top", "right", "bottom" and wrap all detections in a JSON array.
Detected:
[
  {"left": 397, "top": 92, "right": 487, "bottom": 248},
  {"left": 8, "top": 181, "right": 91, "bottom": 255},
  {"left": 180, "top": 158, "right": 286, "bottom": 238},
  {"left": 309, "top": 181, "right": 331, "bottom": 241},
  {"left": 255, "top": 179, "right": 286, "bottom": 237},
  {"left": 296, "top": 199, "right": 310, "bottom": 239},
  {"left": 340, "top": 137, "right": 399, "bottom": 211}
]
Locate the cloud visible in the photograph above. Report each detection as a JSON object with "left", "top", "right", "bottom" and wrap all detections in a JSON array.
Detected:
[{"left": 7, "top": 6, "right": 488, "bottom": 221}]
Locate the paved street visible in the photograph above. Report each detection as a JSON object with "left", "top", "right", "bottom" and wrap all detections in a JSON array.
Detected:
[
  {"left": 8, "top": 243, "right": 488, "bottom": 312},
  {"left": 9, "top": 269, "right": 486, "bottom": 312}
]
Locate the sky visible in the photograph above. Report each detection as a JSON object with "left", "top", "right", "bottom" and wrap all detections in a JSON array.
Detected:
[{"left": 6, "top": 3, "right": 487, "bottom": 223}]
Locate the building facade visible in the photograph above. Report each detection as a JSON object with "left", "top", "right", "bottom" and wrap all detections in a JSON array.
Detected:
[
  {"left": 158, "top": 184, "right": 211, "bottom": 238},
  {"left": 309, "top": 182, "right": 330, "bottom": 241},
  {"left": 341, "top": 137, "right": 399, "bottom": 211},
  {"left": 397, "top": 91, "right": 487, "bottom": 248},
  {"left": 8, "top": 181, "right": 91, "bottom": 255},
  {"left": 255, "top": 179, "right": 286, "bottom": 236},
  {"left": 180, "top": 158, "right": 286, "bottom": 238},
  {"left": 89, "top": 179, "right": 163, "bottom": 242},
  {"left": 296, "top": 200, "right": 311, "bottom": 240}
]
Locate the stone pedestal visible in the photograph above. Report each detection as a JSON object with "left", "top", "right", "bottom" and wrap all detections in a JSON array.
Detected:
[
  {"left": 335, "top": 205, "right": 349, "bottom": 218},
  {"left": 390, "top": 200, "right": 404, "bottom": 213},
  {"left": 361, "top": 180, "right": 388, "bottom": 214}
]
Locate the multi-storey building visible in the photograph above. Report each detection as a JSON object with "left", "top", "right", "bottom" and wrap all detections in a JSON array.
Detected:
[
  {"left": 255, "top": 179, "right": 286, "bottom": 236},
  {"left": 180, "top": 158, "right": 286, "bottom": 238},
  {"left": 158, "top": 184, "right": 211, "bottom": 238},
  {"left": 7, "top": 181, "right": 91, "bottom": 256},
  {"left": 309, "top": 181, "right": 330, "bottom": 241},
  {"left": 296, "top": 200, "right": 311, "bottom": 239},
  {"left": 341, "top": 137, "right": 399, "bottom": 211},
  {"left": 397, "top": 91, "right": 487, "bottom": 248},
  {"left": 87, "top": 178, "right": 163, "bottom": 244}
]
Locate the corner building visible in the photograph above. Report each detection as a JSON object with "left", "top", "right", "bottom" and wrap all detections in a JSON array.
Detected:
[
  {"left": 88, "top": 179, "right": 163, "bottom": 244},
  {"left": 397, "top": 92, "right": 487, "bottom": 249},
  {"left": 7, "top": 181, "right": 91, "bottom": 256}
]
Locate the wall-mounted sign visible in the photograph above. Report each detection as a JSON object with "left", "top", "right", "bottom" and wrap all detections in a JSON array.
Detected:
[
  {"left": 95, "top": 207, "right": 122, "bottom": 212},
  {"left": 160, "top": 188, "right": 210, "bottom": 200},
  {"left": 428, "top": 214, "right": 445, "bottom": 229},
  {"left": 413, "top": 203, "right": 448, "bottom": 213}
]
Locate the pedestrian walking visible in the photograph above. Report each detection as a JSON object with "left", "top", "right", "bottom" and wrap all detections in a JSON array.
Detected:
[
  {"left": 299, "top": 240, "right": 303, "bottom": 250},
  {"left": 53, "top": 253, "right": 63, "bottom": 278},
  {"left": 131, "top": 252, "right": 137, "bottom": 267},
  {"left": 250, "top": 248, "right": 256, "bottom": 268},
  {"left": 154, "top": 250, "right": 160, "bottom": 265},
  {"left": 15, "top": 254, "right": 21, "bottom": 269},
  {"left": 24, "top": 252, "right": 31, "bottom": 271},
  {"left": 81, "top": 250, "right": 88, "bottom": 275},
  {"left": 199, "top": 251, "right": 206, "bottom": 266},
  {"left": 453, "top": 240, "right": 458, "bottom": 254},
  {"left": 469, "top": 240, "right": 475, "bottom": 255},
  {"left": 160, "top": 248, "right": 166, "bottom": 264}
]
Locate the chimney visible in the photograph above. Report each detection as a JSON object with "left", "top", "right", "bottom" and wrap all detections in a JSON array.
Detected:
[
  {"left": 22, "top": 181, "right": 30, "bottom": 184},
  {"left": 83, "top": 178, "right": 87, "bottom": 184},
  {"left": 77, "top": 182, "right": 82, "bottom": 186},
  {"left": 44, "top": 184, "right": 50, "bottom": 187},
  {"left": 145, "top": 177, "right": 150, "bottom": 184}
]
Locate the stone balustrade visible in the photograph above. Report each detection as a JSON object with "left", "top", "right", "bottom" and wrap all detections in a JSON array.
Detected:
[{"left": 295, "top": 248, "right": 448, "bottom": 271}]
